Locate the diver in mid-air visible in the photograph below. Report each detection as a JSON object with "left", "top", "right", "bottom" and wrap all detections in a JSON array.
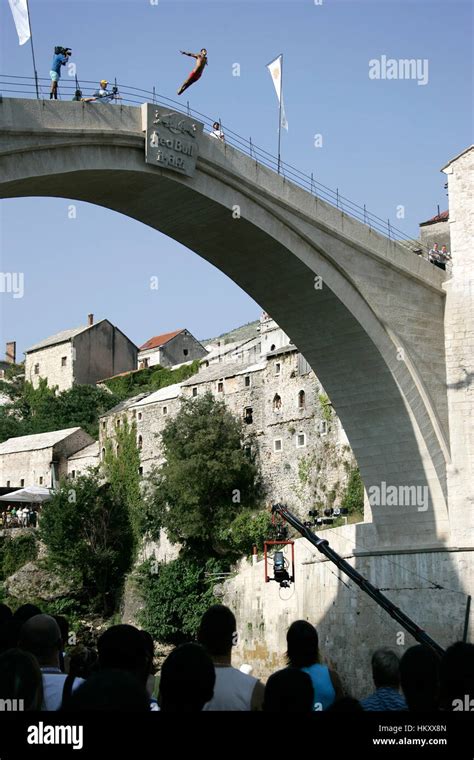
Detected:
[{"left": 177, "top": 48, "right": 208, "bottom": 95}]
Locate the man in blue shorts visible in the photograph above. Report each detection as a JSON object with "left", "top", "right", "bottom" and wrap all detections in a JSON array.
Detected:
[{"left": 50, "top": 46, "right": 71, "bottom": 100}]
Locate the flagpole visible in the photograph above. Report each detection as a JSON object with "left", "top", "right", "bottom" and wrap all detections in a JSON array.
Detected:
[
  {"left": 25, "top": 0, "right": 39, "bottom": 98},
  {"left": 277, "top": 53, "right": 283, "bottom": 175}
]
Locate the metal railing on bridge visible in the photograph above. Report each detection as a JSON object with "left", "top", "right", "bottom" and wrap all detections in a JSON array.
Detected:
[{"left": 0, "top": 74, "right": 428, "bottom": 257}]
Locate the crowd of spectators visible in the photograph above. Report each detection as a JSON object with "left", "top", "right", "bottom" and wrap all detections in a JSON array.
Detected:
[{"left": 0, "top": 601, "right": 472, "bottom": 712}]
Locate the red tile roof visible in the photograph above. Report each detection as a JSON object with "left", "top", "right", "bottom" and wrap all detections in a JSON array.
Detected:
[
  {"left": 420, "top": 210, "right": 449, "bottom": 226},
  {"left": 139, "top": 329, "right": 184, "bottom": 351}
]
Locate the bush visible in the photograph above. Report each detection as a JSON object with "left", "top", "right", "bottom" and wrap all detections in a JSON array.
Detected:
[
  {"left": 220, "top": 510, "right": 274, "bottom": 556},
  {"left": 2, "top": 533, "right": 38, "bottom": 578},
  {"left": 138, "top": 555, "right": 225, "bottom": 645},
  {"left": 39, "top": 473, "right": 135, "bottom": 615},
  {"left": 341, "top": 467, "right": 364, "bottom": 514}
]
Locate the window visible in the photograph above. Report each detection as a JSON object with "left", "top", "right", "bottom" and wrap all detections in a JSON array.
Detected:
[
  {"left": 273, "top": 439, "right": 282, "bottom": 452},
  {"left": 183, "top": 349, "right": 189, "bottom": 356},
  {"left": 34, "top": 364, "right": 40, "bottom": 375},
  {"left": 244, "top": 407, "right": 253, "bottom": 424},
  {"left": 138, "top": 412, "right": 142, "bottom": 421},
  {"left": 70, "top": 470, "right": 76, "bottom": 479},
  {"left": 318, "top": 420, "right": 328, "bottom": 436},
  {"left": 101, "top": 448, "right": 106, "bottom": 459},
  {"left": 270, "top": 344, "right": 276, "bottom": 351},
  {"left": 6, "top": 481, "right": 10, "bottom": 488},
  {"left": 102, "top": 421, "right": 106, "bottom": 430},
  {"left": 298, "top": 390, "right": 306, "bottom": 409},
  {"left": 273, "top": 394, "right": 282, "bottom": 412},
  {"left": 138, "top": 466, "right": 143, "bottom": 476},
  {"left": 244, "top": 375, "right": 251, "bottom": 388},
  {"left": 116, "top": 445, "right": 120, "bottom": 454},
  {"left": 296, "top": 433, "right": 306, "bottom": 448},
  {"left": 162, "top": 406, "right": 168, "bottom": 415},
  {"left": 132, "top": 410, "right": 136, "bottom": 419},
  {"left": 275, "top": 362, "right": 281, "bottom": 375},
  {"left": 20, "top": 479, "right": 25, "bottom": 487},
  {"left": 192, "top": 387, "right": 198, "bottom": 397},
  {"left": 143, "top": 358, "right": 150, "bottom": 368},
  {"left": 61, "top": 356, "right": 67, "bottom": 367},
  {"left": 116, "top": 419, "right": 121, "bottom": 428},
  {"left": 217, "top": 380, "right": 224, "bottom": 393},
  {"left": 138, "top": 435, "right": 143, "bottom": 450},
  {"left": 39, "top": 476, "right": 43, "bottom": 485},
  {"left": 243, "top": 444, "right": 252, "bottom": 459}
]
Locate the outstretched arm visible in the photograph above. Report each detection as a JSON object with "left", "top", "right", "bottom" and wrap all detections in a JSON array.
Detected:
[{"left": 180, "top": 50, "right": 198, "bottom": 58}]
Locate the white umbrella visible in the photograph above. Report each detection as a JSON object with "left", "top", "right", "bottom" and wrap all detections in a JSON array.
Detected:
[{"left": 0, "top": 486, "right": 54, "bottom": 504}]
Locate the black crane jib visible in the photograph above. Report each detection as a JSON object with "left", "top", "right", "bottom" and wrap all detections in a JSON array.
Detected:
[{"left": 271, "top": 503, "right": 445, "bottom": 658}]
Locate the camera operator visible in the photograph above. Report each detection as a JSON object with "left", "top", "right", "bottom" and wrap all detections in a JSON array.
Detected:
[
  {"left": 50, "top": 46, "right": 71, "bottom": 100},
  {"left": 91, "top": 79, "right": 121, "bottom": 104}
]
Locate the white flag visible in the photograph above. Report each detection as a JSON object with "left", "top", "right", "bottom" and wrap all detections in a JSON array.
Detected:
[
  {"left": 267, "top": 54, "right": 288, "bottom": 131},
  {"left": 8, "top": 0, "right": 31, "bottom": 45}
]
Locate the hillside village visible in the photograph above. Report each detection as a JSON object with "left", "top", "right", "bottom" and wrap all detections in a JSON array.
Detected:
[{"left": 0, "top": 311, "right": 358, "bottom": 518}]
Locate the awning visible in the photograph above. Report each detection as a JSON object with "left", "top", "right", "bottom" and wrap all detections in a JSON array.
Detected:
[{"left": 0, "top": 486, "right": 54, "bottom": 503}]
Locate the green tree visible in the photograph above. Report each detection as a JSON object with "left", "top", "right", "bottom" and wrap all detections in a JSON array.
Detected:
[
  {"left": 216, "top": 510, "right": 274, "bottom": 556},
  {"left": 341, "top": 467, "right": 364, "bottom": 514},
  {"left": 144, "top": 392, "right": 263, "bottom": 554},
  {"left": 102, "top": 418, "right": 142, "bottom": 548},
  {"left": 39, "top": 473, "right": 134, "bottom": 615},
  {"left": 138, "top": 555, "right": 224, "bottom": 644},
  {"left": 0, "top": 375, "right": 120, "bottom": 443}
]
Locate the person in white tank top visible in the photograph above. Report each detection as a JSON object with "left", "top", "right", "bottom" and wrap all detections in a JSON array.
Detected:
[{"left": 198, "top": 605, "right": 264, "bottom": 711}]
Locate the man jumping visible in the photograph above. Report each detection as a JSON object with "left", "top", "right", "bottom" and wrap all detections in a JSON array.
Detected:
[{"left": 177, "top": 48, "right": 208, "bottom": 95}]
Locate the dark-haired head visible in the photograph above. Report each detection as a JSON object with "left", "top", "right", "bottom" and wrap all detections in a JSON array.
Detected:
[
  {"left": 286, "top": 620, "right": 319, "bottom": 668},
  {"left": 98, "top": 625, "right": 151, "bottom": 685},
  {"left": 0, "top": 648, "right": 43, "bottom": 710},
  {"left": 13, "top": 604, "right": 41, "bottom": 624},
  {"left": 264, "top": 668, "right": 314, "bottom": 712},
  {"left": 400, "top": 645, "right": 440, "bottom": 712},
  {"left": 159, "top": 643, "right": 215, "bottom": 712},
  {"left": 198, "top": 605, "right": 236, "bottom": 657}
]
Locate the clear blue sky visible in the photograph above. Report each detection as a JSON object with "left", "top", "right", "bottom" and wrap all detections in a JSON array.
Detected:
[{"left": 0, "top": 0, "right": 472, "bottom": 358}]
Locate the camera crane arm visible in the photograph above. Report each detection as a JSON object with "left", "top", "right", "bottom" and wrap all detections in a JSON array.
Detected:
[{"left": 271, "top": 503, "right": 445, "bottom": 658}]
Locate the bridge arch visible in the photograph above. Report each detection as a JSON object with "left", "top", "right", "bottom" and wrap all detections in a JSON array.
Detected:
[{"left": 0, "top": 99, "right": 450, "bottom": 547}]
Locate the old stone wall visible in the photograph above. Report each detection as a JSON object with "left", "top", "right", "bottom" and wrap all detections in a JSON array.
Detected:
[
  {"left": 25, "top": 342, "right": 74, "bottom": 392},
  {"left": 221, "top": 530, "right": 473, "bottom": 696}
]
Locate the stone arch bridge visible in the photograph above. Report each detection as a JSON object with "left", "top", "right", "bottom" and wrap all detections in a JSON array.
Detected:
[{"left": 0, "top": 98, "right": 472, "bottom": 552}]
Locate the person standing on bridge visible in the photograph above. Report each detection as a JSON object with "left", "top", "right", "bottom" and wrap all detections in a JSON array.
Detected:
[
  {"left": 209, "top": 121, "right": 225, "bottom": 141},
  {"left": 177, "top": 48, "right": 208, "bottom": 95},
  {"left": 49, "top": 46, "right": 71, "bottom": 100}
]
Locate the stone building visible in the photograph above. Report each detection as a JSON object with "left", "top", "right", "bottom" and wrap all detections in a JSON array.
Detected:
[
  {"left": 25, "top": 315, "right": 138, "bottom": 393},
  {"left": 138, "top": 329, "right": 207, "bottom": 369},
  {"left": 67, "top": 441, "right": 100, "bottom": 479},
  {"left": 100, "top": 313, "right": 356, "bottom": 515},
  {"left": 99, "top": 385, "right": 183, "bottom": 477},
  {"left": 0, "top": 427, "right": 94, "bottom": 488}
]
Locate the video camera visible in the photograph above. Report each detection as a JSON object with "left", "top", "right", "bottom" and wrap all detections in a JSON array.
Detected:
[{"left": 55, "top": 46, "right": 72, "bottom": 57}]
